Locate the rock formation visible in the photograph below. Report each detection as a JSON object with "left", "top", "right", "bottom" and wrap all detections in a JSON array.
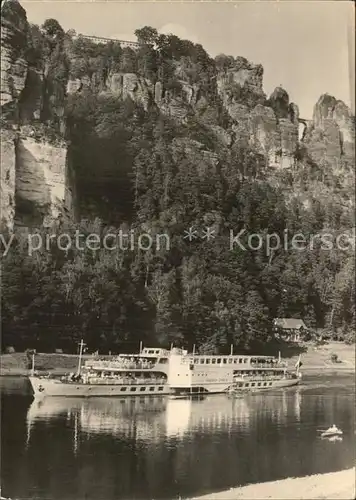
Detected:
[
  {"left": 0, "top": 1, "right": 28, "bottom": 114},
  {"left": 0, "top": 0, "right": 354, "bottom": 230},
  {"left": 1, "top": 130, "right": 17, "bottom": 230},
  {"left": 0, "top": 0, "right": 75, "bottom": 230},
  {"left": 305, "top": 94, "right": 355, "bottom": 169}
]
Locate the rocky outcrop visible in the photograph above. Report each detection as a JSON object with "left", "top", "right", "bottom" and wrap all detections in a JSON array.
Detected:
[
  {"left": 278, "top": 118, "right": 299, "bottom": 169},
  {"left": 104, "top": 72, "right": 153, "bottom": 111},
  {"left": 217, "top": 76, "right": 300, "bottom": 168},
  {"left": 172, "top": 137, "right": 219, "bottom": 177},
  {"left": 159, "top": 95, "right": 190, "bottom": 123},
  {"left": 14, "top": 135, "right": 75, "bottom": 226},
  {"left": 0, "top": 1, "right": 76, "bottom": 229},
  {"left": 0, "top": 130, "right": 17, "bottom": 230},
  {"left": 18, "top": 67, "right": 44, "bottom": 122},
  {"left": 210, "top": 125, "right": 233, "bottom": 147},
  {"left": 304, "top": 94, "right": 354, "bottom": 170},
  {"left": 0, "top": 1, "right": 29, "bottom": 116},
  {"left": 217, "top": 57, "right": 266, "bottom": 109},
  {"left": 268, "top": 87, "right": 290, "bottom": 119}
]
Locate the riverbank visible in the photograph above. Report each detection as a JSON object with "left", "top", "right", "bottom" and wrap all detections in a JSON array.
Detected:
[
  {"left": 190, "top": 468, "right": 356, "bottom": 499},
  {"left": 0, "top": 352, "right": 84, "bottom": 376},
  {"left": 288, "top": 341, "right": 355, "bottom": 374},
  {"left": 0, "top": 342, "right": 354, "bottom": 376}
]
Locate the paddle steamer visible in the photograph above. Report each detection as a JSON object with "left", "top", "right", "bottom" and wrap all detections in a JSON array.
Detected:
[{"left": 29, "top": 342, "right": 302, "bottom": 397}]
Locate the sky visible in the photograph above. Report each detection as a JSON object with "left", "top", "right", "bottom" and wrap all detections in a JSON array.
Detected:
[{"left": 20, "top": 0, "right": 354, "bottom": 119}]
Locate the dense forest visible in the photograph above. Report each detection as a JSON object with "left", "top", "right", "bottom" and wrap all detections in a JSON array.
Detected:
[{"left": 1, "top": 7, "right": 355, "bottom": 353}]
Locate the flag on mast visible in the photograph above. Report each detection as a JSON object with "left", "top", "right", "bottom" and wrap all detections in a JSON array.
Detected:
[{"left": 295, "top": 355, "right": 303, "bottom": 369}]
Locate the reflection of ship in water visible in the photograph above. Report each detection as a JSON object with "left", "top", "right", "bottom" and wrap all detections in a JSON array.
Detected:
[
  {"left": 26, "top": 396, "right": 167, "bottom": 445},
  {"left": 166, "top": 389, "right": 302, "bottom": 437},
  {"left": 26, "top": 388, "right": 302, "bottom": 446}
]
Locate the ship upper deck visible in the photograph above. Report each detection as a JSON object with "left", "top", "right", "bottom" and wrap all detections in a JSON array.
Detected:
[
  {"left": 178, "top": 354, "right": 287, "bottom": 368},
  {"left": 84, "top": 347, "right": 171, "bottom": 371}
]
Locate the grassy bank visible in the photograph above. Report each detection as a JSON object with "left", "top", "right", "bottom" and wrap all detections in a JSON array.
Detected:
[
  {"left": 0, "top": 342, "right": 354, "bottom": 376},
  {"left": 0, "top": 352, "right": 88, "bottom": 376},
  {"left": 190, "top": 467, "right": 356, "bottom": 499},
  {"left": 287, "top": 341, "right": 355, "bottom": 374}
]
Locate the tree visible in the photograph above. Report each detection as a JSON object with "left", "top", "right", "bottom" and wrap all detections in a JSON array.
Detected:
[
  {"left": 134, "top": 26, "right": 159, "bottom": 46},
  {"left": 41, "top": 18, "right": 64, "bottom": 39},
  {"left": 215, "top": 54, "right": 235, "bottom": 72}
]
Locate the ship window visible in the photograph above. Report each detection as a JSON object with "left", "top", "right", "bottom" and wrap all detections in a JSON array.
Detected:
[
  {"left": 130, "top": 387, "right": 136, "bottom": 392},
  {"left": 149, "top": 387, "right": 155, "bottom": 391},
  {"left": 159, "top": 358, "right": 167, "bottom": 364},
  {"left": 155, "top": 350, "right": 159, "bottom": 354},
  {"left": 228, "top": 359, "right": 232, "bottom": 364},
  {"left": 212, "top": 359, "right": 216, "bottom": 364},
  {"left": 263, "top": 382, "right": 267, "bottom": 386},
  {"left": 158, "top": 387, "right": 163, "bottom": 391},
  {"left": 234, "top": 359, "right": 238, "bottom": 364},
  {"left": 217, "top": 358, "right": 221, "bottom": 364},
  {"left": 200, "top": 359, "right": 205, "bottom": 364},
  {"left": 194, "top": 359, "right": 199, "bottom": 364},
  {"left": 223, "top": 358, "right": 227, "bottom": 364},
  {"left": 206, "top": 359, "right": 210, "bottom": 364},
  {"left": 244, "top": 359, "right": 248, "bottom": 363},
  {"left": 269, "top": 382, "right": 272, "bottom": 386},
  {"left": 140, "top": 387, "right": 146, "bottom": 392},
  {"left": 251, "top": 383, "right": 255, "bottom": 387},
  {"left": 245, "top": 383, "right": 249, "bottom": 387},
  {"left": 257, "top": 382, "right": 261, "bottom": 386},
  {"left": 148, "top": 350, "right": 154, "bottom": 354},
  {"left": 120, "top": 387, "right": 127, "bottom": 392},
  {"left": 238, "top": 382, "right": 243, "bottom": 387}
]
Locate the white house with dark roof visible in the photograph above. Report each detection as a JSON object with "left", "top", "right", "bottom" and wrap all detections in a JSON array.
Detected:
[{"left": 273, "top": 318, "right": 308, "bottom": 343}]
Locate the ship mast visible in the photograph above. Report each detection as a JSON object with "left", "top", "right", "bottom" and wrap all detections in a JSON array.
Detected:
[
  {"left": 31, "top": 351, "right": 35, "bottom": 376},
  {"left": 76, "top": 339, "right": 86, "bottom": 376}
]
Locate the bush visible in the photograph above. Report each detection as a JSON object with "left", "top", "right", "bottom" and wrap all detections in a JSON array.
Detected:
[{"left": 344, "top": 330, "right": 355, "bottom": 345}]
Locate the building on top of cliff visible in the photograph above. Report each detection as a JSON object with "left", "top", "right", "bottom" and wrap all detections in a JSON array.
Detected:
[{"left": 74, "top": 33, "right": 140, "bottom": 49}]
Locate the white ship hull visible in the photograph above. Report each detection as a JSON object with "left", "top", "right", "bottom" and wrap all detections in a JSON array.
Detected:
[
  {"left": 229, "top": 377, "right": 300, "bottom": 392},
  {"left": 29, "top": 377, "right": 171, "bottom": 397},
  {"left": 171, "top": 377, "right": 300, "bottom": 396},
  {"left": 29, "top": 375, "right": 300, "bottom": 398}
]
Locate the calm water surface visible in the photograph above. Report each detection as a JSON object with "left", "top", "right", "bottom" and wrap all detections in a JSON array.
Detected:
[{"left": 1, "top": 375, "right": 355, "bottom": 500}]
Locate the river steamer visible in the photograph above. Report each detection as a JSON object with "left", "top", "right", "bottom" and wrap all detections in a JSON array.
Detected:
[{"left": 29, "top": 342, "right": 302, "bottom": 398}]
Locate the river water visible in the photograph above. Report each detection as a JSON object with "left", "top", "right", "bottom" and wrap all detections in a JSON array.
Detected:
[{"left": 1, "top": 375, "right": 355, "bottom": 500}]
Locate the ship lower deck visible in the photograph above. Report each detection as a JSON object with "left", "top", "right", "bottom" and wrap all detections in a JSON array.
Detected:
[
  {"left": 29, "top": 375, "right": 300, "bottom": 398},
  {"left": 29, "top": 377, "right": 171, "bottom": 397}
]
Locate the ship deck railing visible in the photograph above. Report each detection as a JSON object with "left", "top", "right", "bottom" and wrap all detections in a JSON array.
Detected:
[
  {"left": 249, "top": 362, "right": 288, "bottom": 369},
  {"left": 85, "top": 361, "right": 157, "bottom": 370},
  {"left": 83, "top": 377, "right": 167, "bottom": 385},
  {"left": 233, "top": 374, "right": 295, "bottom": 381}
]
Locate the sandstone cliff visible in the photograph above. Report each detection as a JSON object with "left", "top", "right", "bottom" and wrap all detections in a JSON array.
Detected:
[
  {"left": 0, "top": 1, "right": 28, "bottom": 114},
  {"left": 1, "top": 0, "right": 354, "bottom": 230},
  {"left": 0, "top": 0, "right": 75, "bottom": 230}
]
